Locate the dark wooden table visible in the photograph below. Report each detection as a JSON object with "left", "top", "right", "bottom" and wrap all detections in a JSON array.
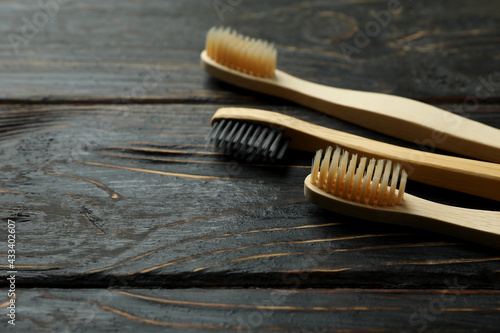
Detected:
[{"left": 2, "top": 1, "right": 500, "bottom": 331}]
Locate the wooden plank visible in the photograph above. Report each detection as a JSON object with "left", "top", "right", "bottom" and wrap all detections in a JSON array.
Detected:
[
  {"left": 6, "top": 288, "right": 500, "bottom": 331},
  {"left": 1, "top": 0, "right": 499, "bottom": 102},
  {"left": 1, "top": 104, "right": 499, "bottom": 289},
  {"left": 2, "top": 0, "right": 500, "bottom": 331}
]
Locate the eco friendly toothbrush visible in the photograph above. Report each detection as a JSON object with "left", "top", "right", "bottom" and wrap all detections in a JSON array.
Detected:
[
  {"left": 207, "top": 107, "right": 500, "bottom": 202},
  {"left": 304, "top": 146, "right": 500, "bottom": 250},
  {"left": 201, "top": 27, "right": 500, "bottom": 164}
]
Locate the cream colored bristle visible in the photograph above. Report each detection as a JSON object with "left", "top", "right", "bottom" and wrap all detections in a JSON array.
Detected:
[
  {"left": 311, "top": 147, "right": 407, "bottom": 207},
  {"left": 318, "top": 146, "right": 333, "bottom": 189},
  {"left": 333, "top": 151, "right": 349, "bottom": 196},
  {"left": 206, "top": 26, "right": 277, "bottom": 78},
  {"left": 325, "top": 147, "right": 341, "bottom": 192},
  {"left": 360, "top": 159, "right": 376, "bottom": 204},
  {"left": 388, "top": 163, "right": 401, "bottom": 206},
  {"left": 368, "top": 160, "right": 385, "bottom": 204},
  {"left": 350, "top": 157, "right": 366, "bottom": 201},
  {"left": 311, "top": 149, "right": 322, "bottom": 185},
  {"left": 397, "top": 170, "right": 408, "bottom": 204},
  {"left": 342, "top": 154, "right": 358, "bottom": 198},
  {"left": 377, "top": 160, "right": 392, "bottom": 205}
]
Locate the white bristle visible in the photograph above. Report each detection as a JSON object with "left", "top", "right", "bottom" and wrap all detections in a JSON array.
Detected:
[
  {"left": 368, "top": 160, "right": 385, "bottom": 205},
  {"left": 377, "top": 160, "right": 392, "bottom": 205},
  {"left": 342, "top": 154, "right": 358, "bottom": 198},
  {"left": 388, "top": 163, "right": 401, "bottom": 206},
  {"left": 397, "top": 170, "right": 408, "bottom": 205},
  {"left": 206, "top": 26, "right": 277, "bottom": 78},
  {"left": 310, "top": 147, "right": 407, "bottom": 206},
  {"left": 318, "top": 146, "right": 333, "bottom": 189},
  {"left": 350, "top": 157, "right": 366, "bottom": 201},
  {"left": 311, "top": 149, "right": 323, "bottom": 185},
  {"left": 325, "top": 147, "right": 341, "bottom": 193},
  {"left": 359, "top": 159, "right": 376, "bottom": 204},
  {"left": 334, "top": 151, "right": 349, "bottom": 196}
]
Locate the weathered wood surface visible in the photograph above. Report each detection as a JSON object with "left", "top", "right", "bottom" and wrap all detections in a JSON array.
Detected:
[
  {"left": 1, "top": 0, "right": 500, "bottom": 331},
  {"left": 1, "top": 103, "right": 500, "bottom": 288},
  {"left": 8, "top": 288, "right": 500, "bottom": 332},
  {"left": 0, "top": 0, "right": 499, "bottom": 103},
  {"left": 2, "top": 103, "right": 500, "bottom": 331}
]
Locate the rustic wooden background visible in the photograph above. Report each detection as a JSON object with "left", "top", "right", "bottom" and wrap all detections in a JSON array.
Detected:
[{"left": 1, "top": 0, "right": 500, "bottom": 331}]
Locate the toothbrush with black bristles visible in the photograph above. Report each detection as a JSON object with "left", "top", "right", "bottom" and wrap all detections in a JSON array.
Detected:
[
  {"left": 201, "top": 26, "right": 500, "bottom": 164},
  {"left": 206, "top": 107, "right": 500, "bottom": 202}
]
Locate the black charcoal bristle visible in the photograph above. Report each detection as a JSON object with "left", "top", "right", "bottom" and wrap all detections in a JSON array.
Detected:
[{"left": 206, "top": 120, "right": 290, "bottom": 162}]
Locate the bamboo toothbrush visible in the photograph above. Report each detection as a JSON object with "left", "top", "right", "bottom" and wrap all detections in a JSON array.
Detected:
[
  {"left": 201, "top": 26, "right": 500, "bottom": 164},
  {"left": 304, "top": 146, "right": 500, "bottom": 250},
  {"left": 207, "top": 107, "right": 500, "bottom": 202}
]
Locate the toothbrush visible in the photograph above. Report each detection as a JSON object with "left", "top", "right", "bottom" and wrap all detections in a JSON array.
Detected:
[
  {"left": 207, "top": 107, "right": 500, "bottom": 202},
  {"left": 201, "top": 27, "right": 500, "bottom": 164},
  {"left": 304, "top": 146, "right": 500, "bottom": 250}
]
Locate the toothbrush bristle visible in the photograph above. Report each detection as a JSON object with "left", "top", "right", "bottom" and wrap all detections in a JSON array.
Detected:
[
  {"left": 310, "top": 146, "right": 407, "bottom": 206},
  {"left": 206, "top": 26, "right": 277, "bottom": 78},
  {"left": 206, "top": 120, "right": 289, "bottom": 162}
]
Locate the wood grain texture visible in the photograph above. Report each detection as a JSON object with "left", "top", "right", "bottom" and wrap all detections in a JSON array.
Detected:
[
  {"left": 5, "top": 288, "right": 500, "bottom": 332},
  {"left": 1, "top": 0, "right": 499, "bottom": 102},
  {"left": 1, "top": 104, "right": 499, "bottom": 290},
  {"left": 1, "top": 0, "right": 500, "bottom": 331}
]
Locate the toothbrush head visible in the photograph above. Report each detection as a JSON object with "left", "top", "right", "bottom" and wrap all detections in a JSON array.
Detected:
[
  {"left": 307, "top": 146, "right": 408, "bottom": 206},
  {"left": 305, "top": 147, "right": 500, "bottom": 251},
  {"left": 206, "top": 118, "right": 290, "bottom": 162},
  {"left": 205, "top": 26, "right": 277, "bottom": 78}
]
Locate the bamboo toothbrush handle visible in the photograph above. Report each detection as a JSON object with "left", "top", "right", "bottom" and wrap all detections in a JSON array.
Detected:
[
  {"left": 213, "top": 108, "right": 500, "bottom": 202},
  {"left": 289, "top": 114, "right": 500, "bottom": 201},
  {"left": 396, "top": 194, "right": 500, "bottom": 250},
  {"left": 273, "top": 71, "right": 500, "bottom": 164},
  {"left": 202, "top": 51, "right": 500, "bottom": 163},
  {"left": 287, "top": 114, "right": 500, "bottom": 202},
  {"left": 304, "top": 175, "right": 500, "bottom": 250}
]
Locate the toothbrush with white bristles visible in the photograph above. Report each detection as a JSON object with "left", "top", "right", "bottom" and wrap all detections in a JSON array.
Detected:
[
  {"left": 201, "top": 26, "right": 500, "bottom": 164},
  {"left": 304, "top": 146, "right": 500, "bottom": 250}
]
